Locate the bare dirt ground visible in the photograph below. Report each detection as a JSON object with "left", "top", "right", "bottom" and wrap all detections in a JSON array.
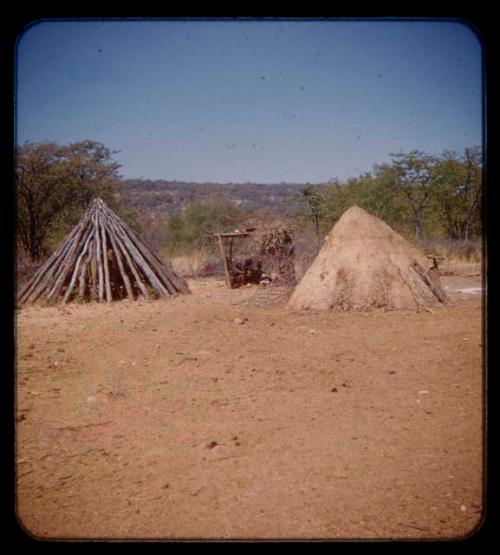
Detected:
[{"left": 15, "top": 263, "right": 485, "bottom": 540}]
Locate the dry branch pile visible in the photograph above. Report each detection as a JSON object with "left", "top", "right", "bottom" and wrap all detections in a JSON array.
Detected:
[
  {"left": 239, "top": 227, "right": 297, "bottom": 307},
  {"left": 258, "top": 228, "right": 296, "bottom": 286},
  {"left": 18, "top": 198, "right": 190, "bottom": 305},
  {"left": 240, "top": 226, "right": 297, "bottom": 286}
]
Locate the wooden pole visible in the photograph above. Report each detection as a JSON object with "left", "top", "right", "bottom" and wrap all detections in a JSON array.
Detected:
[
  {"left": 89, "top": 237, "right": 97, "bottom": 301},
  {"left": 62, "top": 227, "right": 94, "bottom": 304},
  {"left": 19, "top": 218, "right": 84, "bottom": 304},
  {"left": 217, "top": 234, "right": 232, "bottom": 288},
  {"left": 99, "top": 213, "right": 112, "bottom": 303},
  {"left": 94, "top": 211, "right": 105, "bottom": 302},
  {"left": 105, "top": 207, "right": 189, "bottom": 295},
  {"left": 46, "top": 210, "right": 93, "bottom": 302},
  {"left": 410, "top": 261, "right": 447, "bottom": 304},
  {"left": 78, "top": 239, "right": 94, "bottom": 300},
  {"left": 105, "top": 211, "right": 170, "bottom": 298},
  {"left": 104, "top": 215, "right": 150, "bottom": 300},
  {"left": 102, "top": 218, "right": 135, "bottom": 300}
]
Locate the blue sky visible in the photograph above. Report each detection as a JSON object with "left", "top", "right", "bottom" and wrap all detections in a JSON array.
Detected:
[{"left": 16, "top": 19, "right": 483, "bottom": 183}]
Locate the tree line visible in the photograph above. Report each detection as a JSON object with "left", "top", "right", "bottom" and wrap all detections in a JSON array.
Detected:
[
  {"left": 300, "top": 147, "right": 483, "bottom": 245},
  {"left": 16, "top": 140, "right": 483, "bottom": 265}
]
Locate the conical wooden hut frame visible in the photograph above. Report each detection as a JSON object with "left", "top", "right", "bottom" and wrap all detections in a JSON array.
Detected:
[{"left": 18, "top": 198, "right": 191, "bottom": 305}]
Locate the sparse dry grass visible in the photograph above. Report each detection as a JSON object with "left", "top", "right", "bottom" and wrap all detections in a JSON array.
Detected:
[
  {"left": 169, "top": 251, "right": 207, "bottom": 278},
  {"left": 417, "top": 238, "right": 483, "bottom": 265}
]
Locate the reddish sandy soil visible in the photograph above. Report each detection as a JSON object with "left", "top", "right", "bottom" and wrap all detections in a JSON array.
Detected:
[{"left": 15, "top": 264, "right": 485, "bottom": 540}]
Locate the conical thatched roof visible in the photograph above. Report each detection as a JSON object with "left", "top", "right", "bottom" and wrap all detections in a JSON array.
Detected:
[
  {"left": 287, "top": 206, "right": 447, "bottom": 311},
  {"left": 18, "top": 198, "right": 191, "bottom": 305}
]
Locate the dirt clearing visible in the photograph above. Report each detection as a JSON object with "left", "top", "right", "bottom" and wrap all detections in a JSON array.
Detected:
[{"left": 15, "top": 266, "right": 484, "bottom": 540}]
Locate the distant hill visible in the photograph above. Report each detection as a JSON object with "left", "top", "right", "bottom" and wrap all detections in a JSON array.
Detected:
[{"left": 116, "top": 179, "right": 323, "bottom": 216}]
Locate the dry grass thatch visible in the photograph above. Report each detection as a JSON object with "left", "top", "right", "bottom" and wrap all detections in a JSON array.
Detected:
[{"left": 287, "top": 205, "right": 447, "bottom": 311}]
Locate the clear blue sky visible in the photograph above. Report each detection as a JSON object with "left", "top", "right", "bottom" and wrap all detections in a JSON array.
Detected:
[{"left": 16, "top": 19, "right": 483, "bottom": 183}]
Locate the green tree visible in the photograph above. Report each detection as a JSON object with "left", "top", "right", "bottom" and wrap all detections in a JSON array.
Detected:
[
  {"left": 432, "top": 147, "right": 482, "bottom": 241},
  {"left": 16, "top": 140, "right": 121, "bottom": 260},
  {"left": 369, "top": 164, "right": 413, "bottom": 233},
  {"left": 301, "top": 184, "right": 323, "bottom": 248},
  {"left": 386, "top": 150, "right": 439, "bottom": 240},
  {"left": 293, "top": 146, "right": 482, "bottom": 246},
  {"left": 164, "top": 213, "right": 189, "bottom": 253},
  {"left": 462, "top": 146, "right": 483, "bottom": 239},
  {"left": 316, "top": 171, "right": 409, "bottom": 235},
  {"left": 17, "top": 141, "right": 66, "bottom": 261},
  {"left": 164, "top": 196, "right": 245, "bottom": 255},
  {"left": 58, "top": 140, "right": 121, "bottom": 210}
]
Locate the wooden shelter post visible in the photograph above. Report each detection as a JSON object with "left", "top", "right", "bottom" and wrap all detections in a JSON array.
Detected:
[
  {"left": 216, "top": 234, "right": 232, "bottom": 288},
  {"left": 213, "top": 231, "right": 252, "bottom": 289}
]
